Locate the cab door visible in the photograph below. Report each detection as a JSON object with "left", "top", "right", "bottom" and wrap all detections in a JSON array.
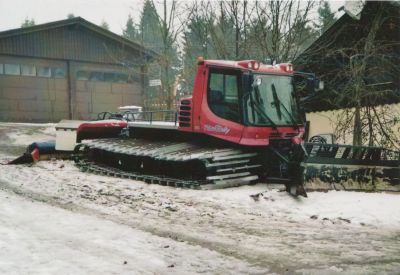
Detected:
[{"left": 199, "top": 67, "right": 244, "bottom": 144}]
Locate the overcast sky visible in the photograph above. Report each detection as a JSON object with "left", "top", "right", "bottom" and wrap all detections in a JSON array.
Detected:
[
  {"left": 0, "top": 0, "right": 345, "bottom": 35},
  {"left": 0, "top": 0, "right": 143, "bottom": 34}
]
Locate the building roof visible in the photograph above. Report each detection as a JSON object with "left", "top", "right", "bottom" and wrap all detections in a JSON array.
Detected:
[
  {"left": 298, "top": 1, "right": 400, "bottom": 59},
  {"left": 0, "top": 17, "right": 158, "bottom": 62},
  {"left": 295, "top": 1, "right": 400, "bottom": 112}
]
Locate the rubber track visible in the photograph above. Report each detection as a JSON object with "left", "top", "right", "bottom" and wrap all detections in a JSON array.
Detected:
[
  {"left": 75, "top": 138, "right": 261, "bottom": 189},
  {"left": 75, "top": 159, "right": 203, "bottom": 189}
]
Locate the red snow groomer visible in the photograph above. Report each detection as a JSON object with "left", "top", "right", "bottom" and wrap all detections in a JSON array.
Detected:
[
  {"left": 73, "top": 59, "right": 399, "bottom": 196},
  {"left": 11, "top": 58, "right": 400, "bottom": 196},
  {"left": 73, "top": 59, "right": 310, "bottom": 196}
]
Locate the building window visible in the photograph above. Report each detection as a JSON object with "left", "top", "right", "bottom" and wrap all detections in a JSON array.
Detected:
[
  {"left": 104, "top": 72, "right": 115, "bottom": 82},
  {"left": 89, "top": 71, "right": 104, "bottom": 81},
  {"left": 4, "top": 64, "right": 20, "bottom": 75},
  {"left": 21, "top": 64, "right": 36, "bottom": 76},
  {"left": 100, "top": 71, "right": 129, "bottom": 83},
  {"left": 37, "top": 66, "right": 52, "bottom": 78},
  {"left": 114, "top": 73, "right": 128, "bottom": 83},
  {"left": 53, "top": 68, "right": 66, "bottom": 78},
  {"left": 76, "top": 70, "right": 89, "bottom": 80},
  {"left": 0, "top": 64, "right": 3, "bottom": 74},
  {"left": 76, "top": 70, "right": 130, "bottom": 83}
]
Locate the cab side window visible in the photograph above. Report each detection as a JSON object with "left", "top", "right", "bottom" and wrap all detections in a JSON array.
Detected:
[{"left": 208, "top": 70, "right": 240, "bottom": 122}]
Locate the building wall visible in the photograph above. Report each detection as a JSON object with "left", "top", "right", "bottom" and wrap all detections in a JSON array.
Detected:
[
  {"left": 0, "top": 55, "right": 69, "bottom": 121},
  {"left": 306, "top": 103, "right": 400, "bottom": 146},
  {"left": 0, "top": 55, "right": 142, "bottom": 122},
  {"left": 72, "top": 62, "right": 142, "bottom": 120}
]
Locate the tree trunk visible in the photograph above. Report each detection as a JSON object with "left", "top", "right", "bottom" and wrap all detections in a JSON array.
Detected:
[
  {"left": 351, "top": 5, "right": 383, "bottom": 146},
  {"left": 353, "top": 106, "right": 362, "bottom": 146}
]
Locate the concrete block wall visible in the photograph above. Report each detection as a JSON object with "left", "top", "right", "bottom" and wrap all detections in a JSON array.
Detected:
[
  {"left": 0, "top": 75, "right": 69, "bottom": 122},
  {"left": 0, "top": 56, "right": 143, "bottom": 122}
]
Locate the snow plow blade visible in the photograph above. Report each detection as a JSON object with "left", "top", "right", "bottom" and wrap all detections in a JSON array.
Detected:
[
  {"left": 7, "top": 141, "right": 72, "bottom": 164},
  {"left": 8, "top": 141, "right": 57, "bottom": 164},
  {"left": 7, "top": 120, "right": 129, "bottom": 165},
  {"left": 302, "top": 143, "right": 400, "bottom": 192}
]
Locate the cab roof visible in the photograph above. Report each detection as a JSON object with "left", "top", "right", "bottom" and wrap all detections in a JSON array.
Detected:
[{"left": 203, "top": 59, "right": 293, "bottom": 75}]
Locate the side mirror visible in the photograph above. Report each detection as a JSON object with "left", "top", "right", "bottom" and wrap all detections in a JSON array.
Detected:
[
  {"left": 315, "top": 80, "right": 324, "bottom": 92},
  {"left": 252, "top": 77, "right": 262, "bottom": 87},
  {"left": 306, "top": 77, "right": 324, "bottom": 93},
  {"left": 306, "top": 77, "right": 314, "bottom": 93},
  {"left": 294, "top": 71, "right": 323, "bottom": 94}
]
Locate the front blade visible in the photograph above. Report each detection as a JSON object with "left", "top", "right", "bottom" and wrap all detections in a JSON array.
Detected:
[{"left": 302, "top": 143, "right": 400, "bottom": 192}]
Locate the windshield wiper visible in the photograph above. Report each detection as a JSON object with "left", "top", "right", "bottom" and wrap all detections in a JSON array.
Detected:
[
  {"left": 271, "top": 84, "right": 299, "bottom": 129},
  {"left": 250, "top": 86, "right": 277, "bottom": 129}
]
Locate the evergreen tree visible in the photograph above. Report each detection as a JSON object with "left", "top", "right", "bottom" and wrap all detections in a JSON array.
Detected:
[
  {"left": 137, "top": 0, "right": 163, "bottom": 107},
  {"left": 137, "top": 0, "right": 180, "bottom": 110},
  {"left": 67, "top": 13, "right": 75, "bottom": 19},
  {"left": 317, "top": 1, "right": 336, "bottom": 34},
  {"left": 210, "top": 5, "right": 236, "bottom": 59},
  {"left": 21, "top": 17, "right": 35, "bottom": 28},
  {"left": 123, "top": 15, "right": 139, "bottom": 41},
  {"left": 246, "top": 16, "right": 271, "bottom": 62},
  {"left": 182, "top": 12, "right": 214, "bottom": 93},
  {"left": 100, "top": 20, "right": 109, "bottom": 30},
  {"left": 139, "top": 0, "right": 163, "bottom": 52}
]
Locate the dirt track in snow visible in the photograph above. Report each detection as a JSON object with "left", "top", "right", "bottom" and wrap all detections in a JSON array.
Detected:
[{"left": 0, "top": 122, "right": 400, "bottom": 274}]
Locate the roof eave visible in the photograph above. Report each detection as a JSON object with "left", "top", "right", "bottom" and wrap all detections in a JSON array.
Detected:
[{"left": 0, "top": 17, "right": 159, "bottom": 59}]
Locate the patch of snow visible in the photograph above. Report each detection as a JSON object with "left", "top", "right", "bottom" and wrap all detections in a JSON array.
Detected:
[
  {"left": 0, "top": 190, "right": 260, "bottom": 274},
  {"left": 196, "top": 185, "right": 400, "bottom": 227},
  {"left": 1, "top": 122, "right": 400, "bottom": 273},
  {"left": 3, "top": 124, "right": 56, "bottom": 146},
  {"left": 344, "top": 0, "right": 366, "bottom": 20},
  {"left": 0, "top": 122, "right": 56, "bottom": 127},
  {"left": 1, "top": 158, "right": 400, "bottom": 273}
]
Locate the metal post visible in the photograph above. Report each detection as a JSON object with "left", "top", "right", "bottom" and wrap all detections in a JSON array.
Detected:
[
  {"left": 174, "top": 112, "right": 177, "bottom": 126},
  {"left": 66, "top": 60, "right": 73, "bottom": 119}
]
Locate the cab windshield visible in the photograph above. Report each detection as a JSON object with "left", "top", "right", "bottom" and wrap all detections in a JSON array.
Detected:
[{"left": 245, "top": 74, "right": 300, "bottom": 126}]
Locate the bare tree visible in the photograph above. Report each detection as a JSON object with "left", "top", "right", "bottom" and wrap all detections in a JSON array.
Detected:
[
  {"left": 180, "top": 0, "right": 319, "bottom": 100},
  {"left": 219, "top": 0, "right": 250, "bottom": 59},
  {"left": 155, "top": 0, "right": 193, "bottom": 109},
  {"left": 304, "top": 3, "right": 400, "bottom": 148},
  {"left": 181, "top": 1, "right": 213, "bottom": 92},
  {"left": 249, "top": 0, "right": 317, "bottom": 63}
]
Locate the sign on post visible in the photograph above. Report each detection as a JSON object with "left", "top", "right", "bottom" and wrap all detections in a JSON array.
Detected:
[{"left": 149, "top": 79, "right": 161, "bottom": 87}]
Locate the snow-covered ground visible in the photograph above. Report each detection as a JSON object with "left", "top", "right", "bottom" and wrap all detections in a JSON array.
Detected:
[
  {"left": 0, "top": 190, "right": 258, "bottom": 274},
  {"left": 0, "top": 122, "right": 399, "bottom": 274}
]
